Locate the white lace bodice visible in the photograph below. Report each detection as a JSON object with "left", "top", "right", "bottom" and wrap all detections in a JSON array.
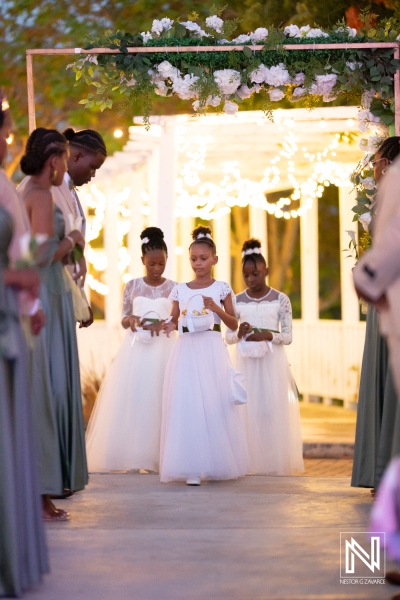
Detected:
[
  {"left": 225, "top": 288, "right": 292, "bottom": 345},
  {"left": 169, "top": 280, "right": 233, "bottom": 326},
  {"left": 122, "top": 278, "right": 177, "bottom": 319}
]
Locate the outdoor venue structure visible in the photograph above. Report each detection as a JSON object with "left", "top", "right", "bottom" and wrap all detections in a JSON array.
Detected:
[{"left": 24, "top": 40, "right": 400, "bottom": 408}]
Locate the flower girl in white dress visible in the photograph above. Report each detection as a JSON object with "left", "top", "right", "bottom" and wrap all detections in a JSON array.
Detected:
[
  {"left": 161, "top": 226, "right": 249, "bottom": 485},
  {"left": 226, "top": 239, "right": 304, "bottom": 475},
  {"left": 86, "top": 227, "right": 177, "bottom": 472}
]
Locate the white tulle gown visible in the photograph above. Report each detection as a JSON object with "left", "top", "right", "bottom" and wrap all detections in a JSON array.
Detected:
[
  {"left": 226, "top": 288, "right": 304, "bottom": 475},
  {"left": 160, "top": 281, "right": 249, "bottom": 483},
  {"left": 86, "top": 278, "right": 177, "bottom": 472}
]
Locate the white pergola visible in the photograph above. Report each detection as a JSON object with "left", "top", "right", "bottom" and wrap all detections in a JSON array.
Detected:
[{"left": 77, "top": 106, "right": 366, "bottom": 407}]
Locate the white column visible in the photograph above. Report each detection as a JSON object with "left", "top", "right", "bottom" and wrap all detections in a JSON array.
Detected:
[
  {"left": 178, "top": 216, "right": 194, "bottom": 282},
  {"left": 128, "top": 166, "right": 145, "bottom": 279},
  {"left": 156, "top": 121, "right": 177, "bottom": 280},
  {"left": 213, "top": 213, "right": 231, "bottom": 283},
  {"left": 147, "top": 148, "right": 159, "bottom": 227},
  {"left": 300, "top": 197, "right": 319, "bottom": 321},
  {"left": 104, "top": 182, "right": 122, "bottom": 331},
  {"left": 249, "top": 205, "right": 268, "bottom": 263},
  {"left": 339, "top": 187, "right": 360, "bottom": 323}
]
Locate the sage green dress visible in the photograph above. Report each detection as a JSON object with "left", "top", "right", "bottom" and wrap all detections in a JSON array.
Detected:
[
  {"left": 351, "top": 304, "right": 400, "bottom": 489},
  {"left": 0, "top": 205, "right": 48, "bottom": 597},
  {"left": 28, "top": 201, "right": 88, "bottom": 494}
]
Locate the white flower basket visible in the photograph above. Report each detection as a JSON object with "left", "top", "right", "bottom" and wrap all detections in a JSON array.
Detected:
[
  {"left": 238, "top": 339, "right": 270, "bottom": 358},
  {"left": 134, "top": 310, "right": 162, "bottom": 343},
  {"left": 182, "top": 293, "right": 214, "bottom": 333}
]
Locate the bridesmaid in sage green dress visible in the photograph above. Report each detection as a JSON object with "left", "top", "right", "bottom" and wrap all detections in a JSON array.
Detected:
[
  {"left": 0, "top": 100, "right": 48, "bottom": 596},
  {"left": 20, "top": 128, "right": 88, "bottom": 521},
  {"left": 351, "top": 137, "right": 400, "bottom": 493}
]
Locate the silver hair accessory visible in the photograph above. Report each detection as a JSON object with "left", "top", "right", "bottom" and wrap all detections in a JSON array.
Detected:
[
  {"left": 242, "top": 247, "right": 262, "bottom": 257},
  {"left": 196, "top": 232, "right": 213, "bottom": 241},
  {"left": 141, "top": 237, "right": 150, "bottom": 244}
]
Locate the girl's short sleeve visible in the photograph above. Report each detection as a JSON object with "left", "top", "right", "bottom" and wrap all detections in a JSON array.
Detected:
[
  {"left": 169, "top": 285, "right": 180, "bottom": 302},
  {"left": 220, "top": 281, "right": 233, "bottom": 301},
  {"left": 121, "top": 280, "right": 135, "bottom": 318}
]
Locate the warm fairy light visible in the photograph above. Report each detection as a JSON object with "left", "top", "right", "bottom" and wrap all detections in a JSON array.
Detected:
[
  {"left": 175, "top": 125, "right": 353, "bottom": 220},
  {"left": 114, "top": 129, "right": 123, "bottom": 138}
]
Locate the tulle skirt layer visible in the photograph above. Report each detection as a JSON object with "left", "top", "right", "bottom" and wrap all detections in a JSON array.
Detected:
[
  {"left": 160, "top": 332, "right": 249, "bottom": 482},
  {"left": 233, "top": 344, "right": 304, "bottom": 475},
  {"left": 86, "top": 330, "right": 176, "bottom": 472}
]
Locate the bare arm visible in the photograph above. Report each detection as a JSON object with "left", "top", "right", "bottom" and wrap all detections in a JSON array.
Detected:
[
  {"left": 202, "top": 294, "right": 238, "bottom": 330},
  {"left": 25, "top": 187, "right": 84, "bottom": 264}
]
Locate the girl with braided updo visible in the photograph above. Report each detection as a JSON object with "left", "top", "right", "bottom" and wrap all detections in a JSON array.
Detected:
[
  {"left": 86, "top": 227, "right": 177, "bottom": 473},
  {"left": 19, "top": 128, "right": 88, "bottom": 521},
  {"left": 160, "top": 226, "right": 249, "bottom": 485},
  {"left": 352, "top": 136, "right": 400, "bottom": 494},
  {"left": 225, "top": 238, "right": 304, "bottom": 475}
]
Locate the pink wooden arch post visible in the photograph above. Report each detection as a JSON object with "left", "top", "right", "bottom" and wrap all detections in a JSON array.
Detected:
[{"left": 26, "top": 42, "right": 400, "bottom": 134}]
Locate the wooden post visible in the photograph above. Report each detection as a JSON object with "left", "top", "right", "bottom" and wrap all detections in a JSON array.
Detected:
[{"left": 26, "top": 52, "right": 36, "bottom": 132}]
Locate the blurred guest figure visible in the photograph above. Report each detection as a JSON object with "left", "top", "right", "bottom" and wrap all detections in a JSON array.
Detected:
[
  {"left": 351, "top": 137, "right": 400, "bottom": 495},
  {"left": 0, "top": 96, "right": 48, "bottom": 596}
]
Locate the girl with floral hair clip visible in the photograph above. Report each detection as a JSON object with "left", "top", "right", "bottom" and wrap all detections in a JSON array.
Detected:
[
  {"left": 226, "top": 238, "right": 304, "bottom": 475},
  {"left": 161, "top": 225, "right": 248, "bottom": 485}
]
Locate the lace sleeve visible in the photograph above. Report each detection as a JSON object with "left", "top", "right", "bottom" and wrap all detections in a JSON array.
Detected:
[
  {"left": 225, "top": 293, "right": 239, "bottom": 344},
  {"left": 271, "top": 293, "right": 292, "bottom": 345},
  {"left": 121, "top": 280, "right": 135, "bottom": 318},
  {"left": 220, "top": 281, "right": 234, "bottom": 301}
]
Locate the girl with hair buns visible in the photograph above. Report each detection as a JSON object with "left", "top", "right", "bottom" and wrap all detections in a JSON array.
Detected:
[
  {"left": 225, "top": 238, "right": 304, "bottom": 475},
  {"left": 19, "top": 128, "right": 88, "bottom": 520},
  {"left": 161, "top": 225, "right": 249, "bottom": 485},
  {"left": 86, "top": 227, "right": 177, "bottom": 472}
]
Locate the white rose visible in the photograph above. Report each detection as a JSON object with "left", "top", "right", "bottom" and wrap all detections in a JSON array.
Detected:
[
  {"left": 264, "top": 63, "right": 291, "bottom": 87},
  {"left": 323, "top": 93, "right": 337, "bottom": 102},
  {"left": 181, "top": 21, "right": 208, "bottom": 37},
  {"left": 292, "top": 87, "right": 306, "bottom": 98},
  {"left": 305, "top": 28, "right": 329, "bottom": 38},
  {"left": 359, "top": 212, "right": 372, "bottom": 231},
  {"left": 151, "top": 19, "right": 163, "bottom": 35},
  {"left": 361, "top": 89, "right": 376, "bottom": 109},
  {"left": 154, "top": 81, "right": 168, "bottom": 96},
  {"left": 232, "top": 34, "right": 252, "bottom": 44},
  {"left": 223, "top": 100, "right": 239, "bottom": 115},
  {"left": 346, "top": 230, "right": 357, "bottom": 244},
  {"left": 251, "top": 28, "right": 268, "bottom": 42},
  {"left": 207, "top": 95, "right": 221, "bottom": 107},
  {"left": 269, "top": 88, "right": 285, "bottom": 101},
  {"left": 299, "top": 25, "right": 311, "bottom": 37},
  {"left": 236, "top": 85, "right": 254, "bottom": 100},
  {"left": 192, "top": 100, "right": 200, "bottom": 111},
  {"left": 205, "top": 15, "right": 224, "bottom": 33},
  {"left": 360, "top": 177, "right": 375, "bottom": 190},
  {"left": 346, "top": 61, "right": 362, "bottom": 71},
  {"left": 311, "top": 74, "right": 337, "bottom": 95},
  {"left": 284, "top": 24, "right": 299, "bottom": 37},
  {"left": 250, "top": 64, "right": 269, "bottom": 83},
  {"left": 214, "top": 69, "right": 241, "bottom": 95},
  {"left": 172, "top": 74, "right": 199, "bottom": 100},
  {"left": 160, "top": 18, "right": 174, "bottom": 31},
  {"left": 125, "top": 77, "right": 136, "bottom": 87},
  {"left": 157, "top": 60, "right": 180, "bottom": 80},
  {"left": 292, "top": 72, "right": 305, "bottom": 85},
  {"left": 141, "top": 31, "right": 152, "bottom": 44}
]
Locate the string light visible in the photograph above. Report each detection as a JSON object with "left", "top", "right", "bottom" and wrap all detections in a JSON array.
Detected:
[{"left": 175, "top": 126, "right": 353, "bottom": 220}]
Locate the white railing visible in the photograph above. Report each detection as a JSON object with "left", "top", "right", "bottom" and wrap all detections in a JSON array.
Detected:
[
  {"left": 286, "top": 320, "right": 366, "bottom": 408},
  {"left": 77, "top": 319, "right": 366, "bottom": 408}
]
